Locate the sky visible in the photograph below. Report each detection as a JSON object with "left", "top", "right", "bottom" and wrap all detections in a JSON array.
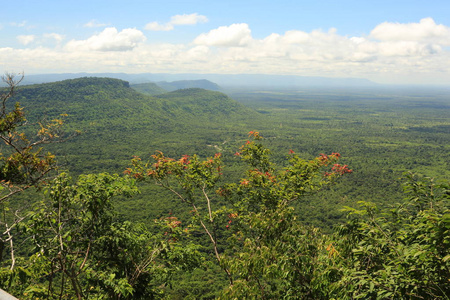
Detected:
[{"left": 1, "top": 0, "right": 450, "bottom": 85}]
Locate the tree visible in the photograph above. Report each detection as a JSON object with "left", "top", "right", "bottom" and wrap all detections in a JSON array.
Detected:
[
  {"left": 0, "top": 73, "right": 74, "bottom": 272},
  {"left": 127, "top": 131, "right": 352, "bottom": 298},
  {"left": 0, "top": 73, "right": 69, "bottom": 201},
  {"left": 0, "top": 74, "right": 202, "bottom": 299},
  {"left": 0, "top": 172, "right": 202, "bottom": 300},
  {"left": 127, "top": 131, "right": 448, "bottom": 299},
  {"left": 1, "top": 72, "right": 446, "bottom": 298},
  {"left": 330, "top": 173, "right": 449, "bottom": 299}
]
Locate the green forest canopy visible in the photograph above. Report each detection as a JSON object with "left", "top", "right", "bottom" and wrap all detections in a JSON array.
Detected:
[{"left": 0, "top": 76, "right": 448, "bottom": 299}]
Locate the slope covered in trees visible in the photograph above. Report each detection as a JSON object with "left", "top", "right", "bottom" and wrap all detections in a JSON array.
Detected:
[
  {"left": 153, "top": 79, "right": 220, "bottom": 92},
  {"left": 12, "top": 77, "right": 258, "bottom": 174},
  {"left": 0, "top": 76, "right": 448, "bottom": 299},
  {"left": 131, "top": 82, "right": 168, "bottom": 95},
  {"left": 6, "top": 77, "right": 449, "bottom": 228},
  {"left": 7, "top": 78, "right": 449, "bottom": 227}
]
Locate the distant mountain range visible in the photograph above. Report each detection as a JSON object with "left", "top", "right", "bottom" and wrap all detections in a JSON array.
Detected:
[
  {"left": 16, "top": 72, "right": 379, "bottom": 89},
  {"left": 130, "top": 80, "right": 220, "bottom": 96},
  {"left": 156, "top": 79, "right": 221, "bottom": 92},
  {"left": 130, "top": 82, "right": 170, "bottom": 95}
]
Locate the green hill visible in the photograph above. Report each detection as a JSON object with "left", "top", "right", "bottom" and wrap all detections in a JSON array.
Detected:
[
  {"left": 155, "top": 88, "right": 253, "bottom": 118},
  {"left": 11, "top": 77, "right": 259, "bottom": 174},
  {"left": 131, "top": 82, "right": 168, "bottom": 95},
  {"left": 156, "top": 79, "right": 221, "bottom": 91}
]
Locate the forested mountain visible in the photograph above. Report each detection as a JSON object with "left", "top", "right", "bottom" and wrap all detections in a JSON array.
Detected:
[
  {"left": 131, "top": 82, "right": 168, "bottom": 95},
  {"left": 0, "top": 76, "right": 448, "bottom": 299},
  {"left": 156, "top": 79, "right": 221, "bottom": 91},
  {"left": 16, "top": 72, "right": 379, "bottom": 88},
  {"left": 131, "top": 80, "right": 223, "bottom": 96},
  {"left": 11, "top": 77, "right": 258, "bottom": 173},
  {"left": 10, "top": 77, "right": 449, "bottom": 222},
  {"left": 155, "top": 88, "right": 247, "bottom": 116}
]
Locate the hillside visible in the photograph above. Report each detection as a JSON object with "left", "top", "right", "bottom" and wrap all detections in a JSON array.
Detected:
[
  {"left": 156, "top": 79, "right": 221, "bottom": 91},
  {"left": 8, "top": 77, "right": 448, "bottom": 229},
  {"left": 18, "top": 72, "right": 381, "bottom": 88},
  {"left": 155, "top": 88, "right": 252, "bottom": 117},
  {"left": 11, "top": 77, "right": 260, "bottom": 173},
  {"left": 2, "top": 77, "right": 448, "bottom": 299},
  {"left": 131, "top": 82, "right": 167, "bottom": 95}
]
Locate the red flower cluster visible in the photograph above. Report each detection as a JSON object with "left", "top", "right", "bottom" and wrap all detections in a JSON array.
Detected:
[
  {"left": 318, "top": 153, "right": 329, "bottom": 164},
  {"left": 248, "top": 131, "right": 261, "bottom": 139},
  {"left": 226, "top": 213, "right": 238, "bottom": 229},
  {"left": 226, "top": 219, "right": 232, "bottom": 229},
  {"left": 332, "top": 152, "right": 340, "bottom": 158},
  {"left": 331, "top": 164, "right": 353, "bottom": 175},
  {"left": 240, "top": 179, "right": 250, "bottom": 186},
  {"left": 179, "top": 154, "right": 190, "bottom": 165},
  {"left": 166, "top": 216, "right": 182, "bottom": 228},
  {"left": 318, "top": 152, "right": 342, "bottom": 166}
]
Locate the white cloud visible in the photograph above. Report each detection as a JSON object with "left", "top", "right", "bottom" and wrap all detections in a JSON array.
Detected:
[
  {"left": 17, "top": 35, "right": 35, "bottom": 45},
  {"left": 194, "top": 23, "right": 252, "bottom": 47},
  {"left": 65, "top": 27, "right": 146, "bottom": 51},
  {"left": 185, "top": 45, "right": 210, "bottom": 61},
  {"left": 10, "top": 21, "right": 27, "bottom": 27},
  {"left": 144, "top": 22, "right": 174, "bottom": 31},
  {"left": 84, "top": 20, "right": 109, "bottom": 28},
  {"left": 3, "top": 19, "right": 450, "bottom": 85},
  {"left": 370, "top": 18, "right": 450, "bottom": 45},
  {"left": 282, "top": 30, "right": 310, "bottom": 44},
  {"left": 350, "top": 37, "right": 366, "bottom": 45},
  {"left": 170, "top": 13, "right": 208, "bottom": 25},
  {"left": 376, "top": 41, "right": 442, "bottom": 57},
  {"left": 145, "top": 13, "right": 208, "bottom": 31},
  {"left": 44, "top": 33, "right": 65, "bottom": 42}
]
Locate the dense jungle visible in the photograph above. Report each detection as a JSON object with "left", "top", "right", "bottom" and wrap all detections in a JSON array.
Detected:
[{"left": 0, "top": 75, "right": 448, "bottom": 299}]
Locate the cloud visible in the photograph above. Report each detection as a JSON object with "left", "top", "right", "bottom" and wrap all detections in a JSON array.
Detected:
[
  {"left": 65, "top": 27, "right": 146, "bottom": 51},
  {"left": 185, "top": 45, "right": 210, "bottom": 61},
  {"left": 144, "top": 22, "right": 174, "bottom": 31},
  {"left": 170, "top": 13, "right": 208, "bottom": 25},
  {"left": 145, "top": 13, "right": 208, "bottom": 31},
  {"left": 17, "top": 35, "right": 35, "bottom": 45},
  {"left": 44, "top": 33, "right": 65, "bottom": 42},
  {"left": 84, "top": 20, "right": 109, "bottom": 28},
  {"left": 370, "top": 18, "right": 450, "bottom": 45},
  {"left": 375, "top": 41, "right": 442, "bottom": 57},
  {"left": 194, "top": 23, "right": 252, "bottom": 47},
  {"left": 10, "top": 21, "right": 27, "bottom": 27},
  {"left": 3, "top": 19, "right": 450, "bottom": 85}
]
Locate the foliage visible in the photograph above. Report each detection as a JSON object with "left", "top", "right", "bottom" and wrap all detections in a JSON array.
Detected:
[
  {"left": 127, "top": 131, "right": 353, "bottom": 298},
  {"left": 1, "top": 76, "right": 449, "bottom": 298},
  {"left": 330, "top": 173, "right": 450, "bottom": 299},
  {"left": 0, "top": 73, "right": 69, "bottom": 202},
  {"left": 0, "top": 73, "right": 75, "bottom": 276},
  {"left": 127, "top": 131, "right": 448, "bottom": 299},
  {"left": 155, "top": 80, "right": 220, "bottom": 92},
  {"left": 131, "top": 82, "right": 167, "bottom": 96},
  {"left": 0, "top": 172, "right": 202, "bottom": 299},
  {"left": 11, "top": 78, "right": 449, "bottom": 231}
]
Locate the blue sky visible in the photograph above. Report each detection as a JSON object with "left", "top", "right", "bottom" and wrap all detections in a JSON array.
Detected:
[{"left": 1, "top": 0, "right": 450, "bottom": 84}]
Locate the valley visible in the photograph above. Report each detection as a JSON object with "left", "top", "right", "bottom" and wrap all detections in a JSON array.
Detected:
[
  {"left": 9, "top": 78, "right": 450, "bottom": 228},
  {"left": 1, "top": 76, "right": 449, "bottom": 299}
]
